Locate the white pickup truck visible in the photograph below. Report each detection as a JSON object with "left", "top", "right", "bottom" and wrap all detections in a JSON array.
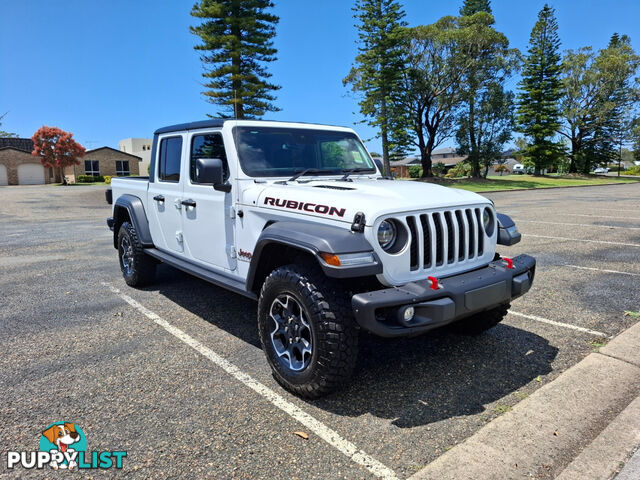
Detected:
[{"left": 106, "top": 119, "right": 535, "bottom": 397}]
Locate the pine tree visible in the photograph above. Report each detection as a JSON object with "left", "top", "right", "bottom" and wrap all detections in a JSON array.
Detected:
[
  {"left": 344, "top": 0, "right": 407, "bottom": 176},
  {"left": 459, "top": 0, "right": 491, "bottom": 16},
  {"left": 516, "top": 4, "right": 564, "bottom": 175},
  {"left": 190, "top": 0, "right": 280, "bottom": 119}
]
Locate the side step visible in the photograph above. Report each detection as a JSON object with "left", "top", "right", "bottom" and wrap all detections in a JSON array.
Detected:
[{"left": 144, "top": 248, "right": 257, "bottom": 300}]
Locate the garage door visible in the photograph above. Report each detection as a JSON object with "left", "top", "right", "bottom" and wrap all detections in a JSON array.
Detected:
[
  {"left": 0, "top": 164, "right": 7, "bottom": 186},
  {"left": 18, "top": 163, "right": 45, "bottom": 185}
]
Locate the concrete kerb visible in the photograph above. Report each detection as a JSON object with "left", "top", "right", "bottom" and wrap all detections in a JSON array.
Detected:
[{"left": 409, "top": 320, "right": 640, "bottom": 480}]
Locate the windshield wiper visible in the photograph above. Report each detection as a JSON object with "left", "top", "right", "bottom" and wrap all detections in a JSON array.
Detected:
[
  {"left": 288, "top": 168, "right": 339, "bottom": 182},
  {"left": 339, "top": 167, "right": 374, "bottom": 181}
]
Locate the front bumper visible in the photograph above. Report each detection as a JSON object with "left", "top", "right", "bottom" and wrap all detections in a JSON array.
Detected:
[{"left": 352, "top": 254, "right": 536, "bottom": 337}]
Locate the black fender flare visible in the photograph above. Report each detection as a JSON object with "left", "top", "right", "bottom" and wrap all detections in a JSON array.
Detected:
[
  {"left": 246, "top": 221, "right": 381, "bottom": 292},
  {"left": 112, "top": 194, "right": 154, "bottom": 248}
]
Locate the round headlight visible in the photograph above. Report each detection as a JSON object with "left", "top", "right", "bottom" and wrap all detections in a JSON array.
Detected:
[
  {"left": 482, "top": 207, "right": 495, "bottom": 236},
  {"left": 377, "top": 220, "right": 397, "bottom": 250}
]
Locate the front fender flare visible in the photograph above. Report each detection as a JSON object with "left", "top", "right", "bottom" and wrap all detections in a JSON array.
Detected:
[{"left": 246, "top": 221, "right": 381, "bottom": 292}]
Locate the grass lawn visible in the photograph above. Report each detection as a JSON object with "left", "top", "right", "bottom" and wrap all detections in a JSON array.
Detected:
[{"left": 410, "top": 174, "right": 640, "bottom": 192}]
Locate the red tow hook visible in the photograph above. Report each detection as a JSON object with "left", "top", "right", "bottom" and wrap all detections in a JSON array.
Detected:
[
  {"left": 428, "top": 276, "right": 440, "bottom": 290},
  {"left": 503, "top": 257, "right": 514, "bottom": 269}
]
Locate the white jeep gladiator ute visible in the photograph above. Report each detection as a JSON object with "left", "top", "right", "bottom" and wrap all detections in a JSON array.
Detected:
[{"left": 106, "top": 119, "right": 534, "bottom": 398}]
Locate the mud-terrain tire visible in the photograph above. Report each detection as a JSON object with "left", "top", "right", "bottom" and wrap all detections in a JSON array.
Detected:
[
  {"left": 258, "top": 264, "right": 359, "bottom": 398},
  {"left": 117, "top": 221, "right": 156, "bottom": 287},
  {"left": 450, "top": 303, "right": 510, "bottom": 335}
]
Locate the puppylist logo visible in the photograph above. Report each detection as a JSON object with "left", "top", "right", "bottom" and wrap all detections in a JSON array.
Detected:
[{"left": 6, "top": 422, "right": 126, "bottom": 471}]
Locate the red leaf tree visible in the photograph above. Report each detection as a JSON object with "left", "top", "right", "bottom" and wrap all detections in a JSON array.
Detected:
[{"left": 31, "top": 126, "right": 85, "bottom": 184}]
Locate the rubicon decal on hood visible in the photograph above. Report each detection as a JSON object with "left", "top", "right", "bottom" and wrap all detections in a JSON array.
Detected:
[{"left": 264, "top": 197, "right": 346, "bottom": 217}]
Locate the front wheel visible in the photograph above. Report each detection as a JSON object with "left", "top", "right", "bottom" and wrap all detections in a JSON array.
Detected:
[{"left": 257, "top": 264, "right": 359, "bottom": 398}]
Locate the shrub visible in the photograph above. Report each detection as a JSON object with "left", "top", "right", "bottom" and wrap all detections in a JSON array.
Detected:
[
  {"left": 432, "top": 162, "right": 445, "bottom": 176},
  {"left": 448, "top": 162, "right": 471, "bottom": 178},
  {"left": 622, "top": 165, "right": 640, "bottom": 175},
  {"left": 408, "top": 165, "right": 422, "bottom": 178},
  {"left": 494, "top": 164, "right": 510, "bottom": 175},
  {"left": 104, "top": 176, "right": 112, "bottom": 185},
  {"left": 76, "top": 175, "right": 104, "bottom": 183}
]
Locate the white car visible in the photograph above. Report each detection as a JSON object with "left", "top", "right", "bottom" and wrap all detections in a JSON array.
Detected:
[
  {"left": 512, "top": 164, "right": 525, "bottom": 174},
  {"left": 106, "top": 119, "right": 535, "bottom": 397},
  {"left": 594, "top": 167, "right": 609, "bottom": 174}
]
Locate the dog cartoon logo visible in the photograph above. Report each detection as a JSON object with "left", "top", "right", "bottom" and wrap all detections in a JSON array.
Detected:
[{"left": 40, "top": 422, "right": 86, "bottom": 470}]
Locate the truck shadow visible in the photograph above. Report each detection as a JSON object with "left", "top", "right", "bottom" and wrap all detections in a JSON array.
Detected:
[{"left": 150, "top": 265, "right": 558, "bottom": 428}]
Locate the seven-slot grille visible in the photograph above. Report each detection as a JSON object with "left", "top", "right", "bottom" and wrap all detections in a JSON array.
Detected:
[{"left": 405, "top": 207, "right": 486, "bottom": 271}]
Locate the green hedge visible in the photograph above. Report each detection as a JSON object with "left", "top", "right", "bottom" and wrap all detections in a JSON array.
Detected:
[{"left": 77, "top": 175, "right": 105, "bottom": 183}]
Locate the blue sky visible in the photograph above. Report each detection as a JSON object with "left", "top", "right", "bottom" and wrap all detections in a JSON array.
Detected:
[{"left": 1, "top": 0, "right": 638, "bottom": 153}]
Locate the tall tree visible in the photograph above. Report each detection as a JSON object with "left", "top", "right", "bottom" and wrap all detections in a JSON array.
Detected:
[
  {"left": 190, "top": 0, "right": 280, "bottom": 119},
  {"left": 397, "top": 13, "right": 510, "bottom": 177},
  {"left": 456, "top": 4, "right": 519, "bottom": 177},
  {"left": 457, "top": 84, "right": 515, "bottom": 177},
  {"left": 586, "top": 34, "right": 640, "bottom": 172},
  {"left": 516, "top": 4, "right": 564, "bottom": 175},
  {"left": 344, "top": 0, "right": 407, "bottom": 176},
  {"left": 459, "top": 0, "right": 491, "bottom": 16},
  {"left": 31, "top": 126, "right": 85, "bottom": 185}
]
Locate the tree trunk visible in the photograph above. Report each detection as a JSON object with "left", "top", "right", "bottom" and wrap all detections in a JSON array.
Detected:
[
  {"left": 468, "top": 99, "right": 482, "bottom": 178},
  {"left": 380, "top": 98, "right": 391, "bottom": 177},
  {"left": 59, "top": 167, "right": 67, "bottom": 185},
  {"left": 231, "top": 6, "right": 244, "bottom": 119},
  {"left": 420, "top": 130, "right": 435, "bottom": 178}
]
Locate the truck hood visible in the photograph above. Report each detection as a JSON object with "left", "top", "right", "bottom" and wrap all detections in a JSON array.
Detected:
[{"left": 251, "top": 178, "right": 490, "bottom": 225}]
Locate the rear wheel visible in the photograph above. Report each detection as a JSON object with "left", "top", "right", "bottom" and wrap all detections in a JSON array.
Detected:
[
  {"left": 450, "top": 303, "right": 510, "bottom": 335},
  {"left": 117, "top": 221, "right": 156, "bottom": 287},
  {"left": 258, "top": 264, "right": 359, "bottom": 398}
]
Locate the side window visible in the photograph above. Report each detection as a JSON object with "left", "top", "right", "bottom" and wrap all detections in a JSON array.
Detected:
[
  {"left": 190, "top": 133, "right": 228, "bottom": 183},
  {"left": 158, "top": 136, "right": 183, "bottom": 182}
]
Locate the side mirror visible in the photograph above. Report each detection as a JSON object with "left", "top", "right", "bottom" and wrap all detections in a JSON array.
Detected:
[{"left": 195, "top": 158, "right": 231, "bottom": 192}]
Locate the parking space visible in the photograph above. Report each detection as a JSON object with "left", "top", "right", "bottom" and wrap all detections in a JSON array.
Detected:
[{"left": 0, "top": 183, "right": 638, "bottom": 478}]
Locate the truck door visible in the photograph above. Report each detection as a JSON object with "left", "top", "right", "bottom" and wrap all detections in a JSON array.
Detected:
[
  {"left": 147, "top": 134, "right": 186, "bottom": 255},
  {"left": 181, "top": 130, "right": 237, "bottom": 272}
]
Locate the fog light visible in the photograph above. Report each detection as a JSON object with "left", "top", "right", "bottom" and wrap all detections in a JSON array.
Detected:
[{"left": 403, "top": 306, "right": 415, "bottom": 322}]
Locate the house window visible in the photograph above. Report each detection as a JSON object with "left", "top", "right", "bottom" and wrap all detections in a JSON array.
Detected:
[
  {"left": 116, "top": 160, "right": 130, "bottom": 176},
  {"left": 159, "top": 136, "right": 183, "bottom": 182},
  {"left": 85, "top": 160, "right": 99, "bottom": 176}
]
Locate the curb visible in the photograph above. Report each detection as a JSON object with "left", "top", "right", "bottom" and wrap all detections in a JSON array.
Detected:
[{"left": 409, "top": 321, "right": 640, "bottom": 480}]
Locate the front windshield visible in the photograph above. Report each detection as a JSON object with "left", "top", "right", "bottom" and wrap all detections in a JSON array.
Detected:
[{"left": 233, "top": 126, "right": 376, "bottom": 177}]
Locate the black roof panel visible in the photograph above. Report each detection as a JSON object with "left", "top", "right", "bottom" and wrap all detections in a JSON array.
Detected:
[{"left": 154, "top": 119, "right": 226, "bottom": 135}]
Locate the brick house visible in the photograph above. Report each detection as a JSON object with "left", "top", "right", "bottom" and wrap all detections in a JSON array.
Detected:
[
  {"left": 0, "top": 138, "right": 141, "bottom": 185},
  {"left": 64, "top": 147, "right": 141, "bottom": 182}
]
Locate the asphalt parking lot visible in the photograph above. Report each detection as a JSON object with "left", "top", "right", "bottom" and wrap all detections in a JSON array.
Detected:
[{"left": 1, "top": 182, "right": 639, "bottom": 479}]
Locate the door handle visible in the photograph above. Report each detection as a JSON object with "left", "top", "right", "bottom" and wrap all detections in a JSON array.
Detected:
[
  {"left": 181, "top": 199, "right": 197, "bottom": 208},
  {"left": 153, "top": 195, "right": 165, "bottom": 202}
]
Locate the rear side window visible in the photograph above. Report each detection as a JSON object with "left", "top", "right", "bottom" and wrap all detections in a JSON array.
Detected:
[
  {"left": 190, "top": 133, "right": 229, "bottom": 183},
  {"left": 158, "top": 136, "right": 183, "bottom": 182}
]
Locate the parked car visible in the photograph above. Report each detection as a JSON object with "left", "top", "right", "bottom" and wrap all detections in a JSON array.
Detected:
[
  {"left": 513, "top": 164, "right": 525, "bottom": 174},
  {"left": 106, "top": 119, "right": 535, "bottom": 398},
  {"left": 594, "top": 167, "right": 609, "bottom": 174}
]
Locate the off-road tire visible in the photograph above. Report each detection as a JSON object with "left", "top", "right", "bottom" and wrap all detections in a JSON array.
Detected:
[
  {"left": 117, "top": 221, "right": 156, "bottom": 287},
  {"left": 450, "top": 303, "right": 510, "bottom": 335},
  {"left": 258, "top": 264, "right": 359, "bottom": 398}
]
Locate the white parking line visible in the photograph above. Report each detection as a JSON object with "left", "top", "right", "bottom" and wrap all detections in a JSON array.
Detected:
[
  {"left": 517, "top": 220, "right": 640, "bottom": 230},
  {"left": 564, "top": 213, "right": 640, "bottom": 221},
  {"left": 523, "top": 234, "right": 640, "bottom": 248},
  {"left": 102, "top": 283, "right": 398, "bottom": 480},
  {"left": 508, "top": 311, "right": 609, "bottom": 338},
  {"left": 564, "top": 265, "right": 640, "bottom": 277}
]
